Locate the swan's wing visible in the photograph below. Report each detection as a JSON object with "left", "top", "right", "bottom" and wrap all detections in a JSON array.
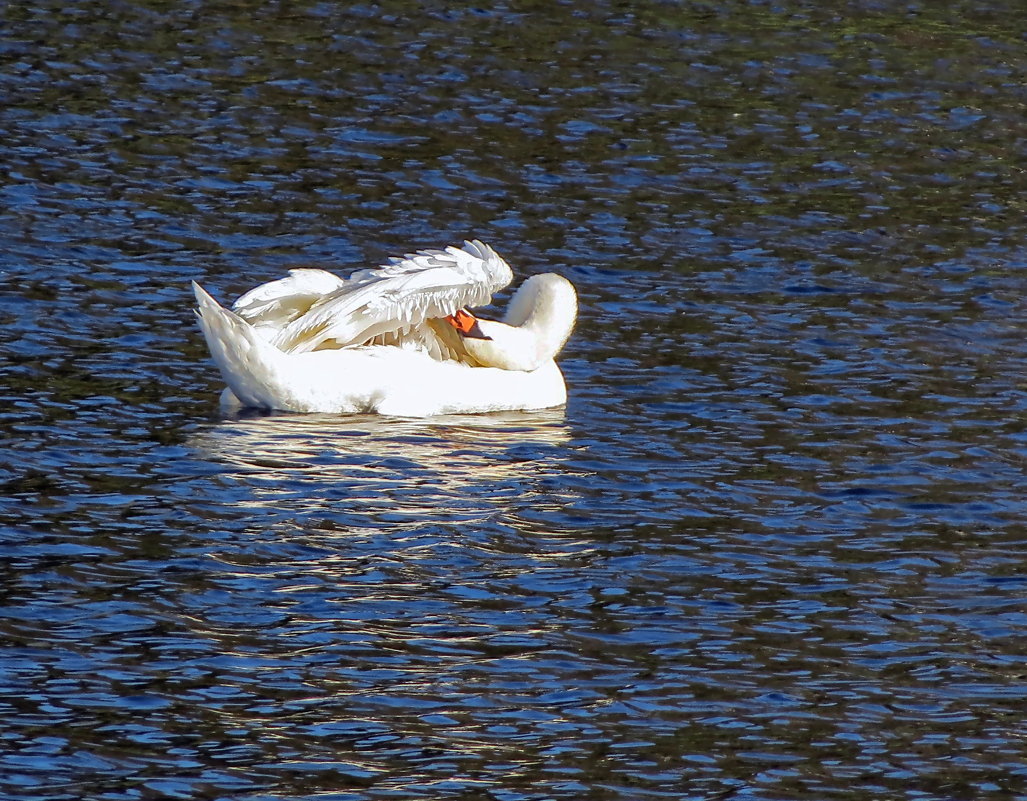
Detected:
[
  {"left": 272, "top": 240, "right": 513, "bottom": 354},
  {"left": 231, "top": 268, "right": 348, "bottom": 333}
]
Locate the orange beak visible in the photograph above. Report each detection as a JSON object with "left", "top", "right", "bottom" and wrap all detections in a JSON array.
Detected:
[{"left": 444, "top": 309, "right": 491, "bottom": 340}]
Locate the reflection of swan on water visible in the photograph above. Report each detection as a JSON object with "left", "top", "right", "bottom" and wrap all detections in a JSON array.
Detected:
[
  {"left": 192, "top": 240, "right": 578, "bottom": 416},
  {"left": 189, "top": 410, "right": 572, "bottom": 521}
]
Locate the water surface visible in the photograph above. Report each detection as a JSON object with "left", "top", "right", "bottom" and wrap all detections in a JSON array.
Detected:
[{"left": 3, "top": 2, "right": 1027, "bottom": 799}]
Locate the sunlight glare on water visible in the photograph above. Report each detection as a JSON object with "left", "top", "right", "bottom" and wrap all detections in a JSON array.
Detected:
[{"left": 3, "top": 1, "right": 1027, "bottom": 799}]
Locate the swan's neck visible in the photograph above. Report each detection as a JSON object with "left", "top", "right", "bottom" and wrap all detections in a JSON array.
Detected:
[{"left": 464, "top": 274, "right": 577, "bottom": 371}]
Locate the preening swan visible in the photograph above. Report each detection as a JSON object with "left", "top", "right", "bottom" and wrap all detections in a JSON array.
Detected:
[{"left": 192, "top": 240, "right": 578, "bottom": 416}]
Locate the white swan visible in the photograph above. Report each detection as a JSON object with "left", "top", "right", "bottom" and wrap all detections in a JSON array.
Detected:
[{"left": 192, "top": 240, "right": 578, "bottom": 416}]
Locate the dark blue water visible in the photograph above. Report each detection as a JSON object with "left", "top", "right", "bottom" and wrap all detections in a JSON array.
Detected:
[{"left": 3, "top": 3, "right": 1027, "bottom": 799}]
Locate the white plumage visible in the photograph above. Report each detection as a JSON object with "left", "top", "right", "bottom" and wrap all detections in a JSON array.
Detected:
[{"left": 192, "top": 240, "right": 578, "bottom": 416}]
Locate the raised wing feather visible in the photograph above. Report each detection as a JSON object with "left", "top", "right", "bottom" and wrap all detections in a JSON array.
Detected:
[
  {"left": 231, "top": 268, "right": 348, "bottom": 337},
  {"left": 272, "top": 240, "right": 513, "bottom": 354}
]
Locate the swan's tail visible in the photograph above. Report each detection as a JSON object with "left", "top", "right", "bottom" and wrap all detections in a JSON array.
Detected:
[{"left": 192, "top": 281, "right": 288, "bottom": 410}]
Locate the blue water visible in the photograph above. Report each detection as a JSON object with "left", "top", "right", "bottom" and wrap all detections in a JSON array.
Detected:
[{"left": 3, "top": 3, "right": 1027, "bottom": 799}]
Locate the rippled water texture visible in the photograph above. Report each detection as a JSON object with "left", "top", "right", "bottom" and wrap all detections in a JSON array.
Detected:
[{"left": 3, "top": 2, "right": 1027, "bottom": 799}]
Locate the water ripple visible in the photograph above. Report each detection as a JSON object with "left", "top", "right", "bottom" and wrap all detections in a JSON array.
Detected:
[{"left": 4, "top": 2, "right": 1027, "bottom": 799}]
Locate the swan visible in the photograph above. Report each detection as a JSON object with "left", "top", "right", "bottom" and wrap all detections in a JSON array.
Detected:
[{"left": 191, "top": 240, "right": 578, "bottom": 416}]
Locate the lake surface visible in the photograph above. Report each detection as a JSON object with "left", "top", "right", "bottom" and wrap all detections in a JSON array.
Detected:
[{"left": 3, "top": 2, "right": 1027, "bottom": 799}]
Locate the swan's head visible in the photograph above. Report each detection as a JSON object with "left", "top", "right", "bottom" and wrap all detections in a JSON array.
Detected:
[{"left": 449, "top": 273, "right": 577, "bottom": 372}]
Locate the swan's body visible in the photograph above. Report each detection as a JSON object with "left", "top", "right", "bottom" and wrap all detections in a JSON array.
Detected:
[{"left": 192, "top": 240, "right": 577, "bottom": 416}]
